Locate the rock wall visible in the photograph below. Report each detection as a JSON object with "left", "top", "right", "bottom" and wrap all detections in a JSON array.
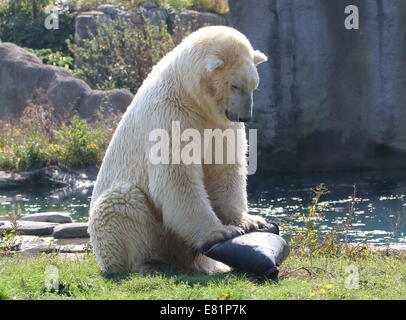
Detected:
[
  {"left": 228, "top": 0, "right": 406, "bottom": 172},
  {"left": 75, "top": 4, "right": 167, "bottom": 45},
  {"left": 0, "top": 42, "right": 133, "bottom": 119},
  {"left": 75, "top": 3, "right": 226, "bottom": 45}
]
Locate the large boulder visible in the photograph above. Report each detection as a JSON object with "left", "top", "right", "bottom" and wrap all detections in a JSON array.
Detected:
[
  {"left": 228, "top": 0, "right": 406, "bottom": 172},
  {"left": 0, "top": 42, "right": 133, "bottom": 119},
  {"left": 178, "top": 9, "right": 227, "bottom": 29}
]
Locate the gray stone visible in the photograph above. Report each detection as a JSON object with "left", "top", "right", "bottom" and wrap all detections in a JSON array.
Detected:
[
  {"left": 74, "top": 11, "right": 106, "bottom": 44},
  {"left": 173, "top": 9, "right": 226, "bottom": 40},
  {"left": 228, "top": 0, "right": 406, "bottom": 171},
  {"left": 138, "top": 5, "right": 168, "bottom": 26},
  {"left": 19, "top": 212, "right": 72, "bottom": 224},
  {"left": 17, "top": 221, "right": 58, "bottom": 236},
  {"left": 178, "top": 9, "right": 226, "bottom": 29},
  {"left": 74, "top": 4, "right": 167, "bottom": 47},
  {"left": 142, "top": 2, "right": 158, "bottom": 10},
  {"left": 1, "top": 220, "right": 58, "bottom": 236},
  {"left": 53, "top": 223, "right": 90, "bottom": 239},
  {"left": 14, "top": 235, "right": 89, "bottom": 256},
  {"left": 0, "top": 42, "right": 134, "bottom": 119},
  {"left": 97, "top": 5, "right": 127, "bottom": 17},
  {"left": 75, "top": 5, "right": 225, "bottom": 47}
]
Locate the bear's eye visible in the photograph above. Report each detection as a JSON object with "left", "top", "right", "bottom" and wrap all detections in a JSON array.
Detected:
[{"left": 231, "top": 84, "right": 239, "bottom": 90}]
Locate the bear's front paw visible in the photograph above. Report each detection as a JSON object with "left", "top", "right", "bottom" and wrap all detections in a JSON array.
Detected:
[
  {"left": 240, "top": 214, "right": 270, "bottom": 232},
  {"left": 198, "top": 225, "right": 244, "bottom": 252}
]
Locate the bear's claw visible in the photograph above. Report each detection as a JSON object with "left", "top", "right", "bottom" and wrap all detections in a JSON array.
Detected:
[{"left": 240, "top": 214, "right": 270, "bottom": 232}]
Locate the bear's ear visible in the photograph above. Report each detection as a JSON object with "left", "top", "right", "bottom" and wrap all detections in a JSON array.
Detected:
[
  {"left": 206, "top": 55, "right": 224, "bottom": 72},
  {"left": 253, "top": 50, "right": 267, "bottom": 65}
]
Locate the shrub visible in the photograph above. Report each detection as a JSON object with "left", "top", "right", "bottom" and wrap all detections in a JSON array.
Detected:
[
  {"left": 58, "top": 0, "right": 228, "bottom": 14},
  {"left": 283, "top": 183, "right": 376, "bottom": 260},
  {"left": 0, "top": 0, "right": 53, "bottom": 19},
  {"left": 0, "top": 121, "right": 50, "bottom": 171},
  {"left": 157, "top": 0, "right": 193, "bottom": 11},
  {"left": 25, "top": 48, "right": 74, "bottom": 71},
  {"left": 0, "top": 0, "right": 76, "bottom": 53},
  {"left": 0, "top": 90, "right": 57, "bottom": 170},
  {"left": 0, "top": 90, "right": 120, "bottom": 171},
  {"left": 56, "top": 115, "right": 106, "bottom": 168},
  {"left": 73, "top": 0, "right": 193, "bottom": 11},
  {"left": 192, "top": 0, "right": 229, "bottom": 14},
  {"left": 68, "top": 18, "right": 178, "bottom": 93}
]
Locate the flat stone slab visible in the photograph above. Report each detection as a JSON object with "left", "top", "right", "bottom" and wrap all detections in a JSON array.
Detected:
[
  {"left": 0, "top": 220, "right": 58, "bottom": 236},
  {"left": 19, "top": 212, "right": 72, "bottom": 224},
  {"left": 54, "top": 237, "right": 89, "bottom": 246},
  {"left": 3, "top": 235, "right": 90, "bottom": 256},
  {"left": 17, "top": 221, "right": 58, "bottom": 236},
  {"left": 53, "top": 222, "right": 89, "bottom": 239}
]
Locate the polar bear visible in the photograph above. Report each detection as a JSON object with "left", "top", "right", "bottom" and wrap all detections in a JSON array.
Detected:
[{"left": 88, "top": 26, "right": 268, "bottom": 274}]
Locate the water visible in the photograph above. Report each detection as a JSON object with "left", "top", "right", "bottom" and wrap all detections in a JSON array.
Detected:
[
  {"left": 248, "top": 170, "right": 406, "bottom": 246},
  {"left": 1, "top": 170, "right": 405, "bottom": 246},
  {"left": 0, "top": 186, "right": 92, "bottom": 223}
]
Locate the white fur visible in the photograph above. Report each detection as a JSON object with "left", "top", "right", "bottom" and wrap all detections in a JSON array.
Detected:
[{"left": 88, "top": 26, "right": 268, "bottom": 274}]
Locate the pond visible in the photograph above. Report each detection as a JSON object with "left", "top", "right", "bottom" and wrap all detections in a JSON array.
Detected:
[{"left": 0, "top": 170, "right": 405, "bottom": 247}]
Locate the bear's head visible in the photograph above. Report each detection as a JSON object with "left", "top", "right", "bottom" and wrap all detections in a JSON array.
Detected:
[{"left": 179, "top": 26, "right": 267, "bottom": 124}]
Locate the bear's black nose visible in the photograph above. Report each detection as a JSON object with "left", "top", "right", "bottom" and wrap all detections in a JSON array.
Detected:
[
  {"left": 225, "top": 110, "right": 252, "bottom": 122},
  {"left": 238, "top": 116, "right": 251, "bottom": 122}
]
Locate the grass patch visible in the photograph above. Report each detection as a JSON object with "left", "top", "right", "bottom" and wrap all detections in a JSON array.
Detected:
[{"left": 0, "top": 252, "right": 404, "bottom": 300}]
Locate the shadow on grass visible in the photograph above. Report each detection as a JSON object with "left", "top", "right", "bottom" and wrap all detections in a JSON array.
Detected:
[
  {"left": 102, "top": 268, "right": 278, "bottom": 287},
  {"left": 102, "top": 271, "right": 134, "bottom": 282}
]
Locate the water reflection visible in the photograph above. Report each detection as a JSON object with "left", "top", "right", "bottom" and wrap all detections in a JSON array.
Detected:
[
  {"left": 248, "top": 170, "right": 406, "bottom": 246},
  {"left": 0, "top": 186, "right": 92, "bottom": 223}
]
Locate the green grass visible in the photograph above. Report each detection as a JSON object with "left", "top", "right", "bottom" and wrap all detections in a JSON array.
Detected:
[{"left": 0, "top": 252, "right": 404, "bottom": 300}]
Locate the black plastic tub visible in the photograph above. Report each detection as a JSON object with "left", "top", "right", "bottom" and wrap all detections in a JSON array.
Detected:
[{"left": 204, "top": 224, "right": 290, "bottom": 279}]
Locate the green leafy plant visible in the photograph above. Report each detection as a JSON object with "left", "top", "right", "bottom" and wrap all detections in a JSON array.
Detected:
[
  {"left": 73, "top": 0, "right": 144, "bottom": 11},
  {"left": 25, "top": 48, "right": 74, "bottom": 70},
  {"left": 0, "top": 119, "right": 51, "bottom": 171},
  {"left": 0, "top": 89, "right": 120, "bottom": 171},
  {"left": 288, "top": 184, "right": 331, "bottom": 255},
  {"left": 56, "top": 114, "right": 106, "bottom": 168},
  {"left": 0, "top": 211, "right": 22, "bottom": 256},
  {"left": 68, "top": 18, "right": 179, "bottom": 93},
  {"left": 157, "top": 0, "right": 193, "bottom": 10},
  {"left": 0, "top": 230, "right": 18, "bottom": 256},
  {"left": 284, "top": 183, "right": 379, "bottom": 262},
  {"left": 0, "top": 0, "right": 75, "bottom": 53},
  {"left": 192, "top": 0, "right": 229, "bottom": 14},
  {"left": 0, "top": 0, "right": 53, "bottom": 19}
]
